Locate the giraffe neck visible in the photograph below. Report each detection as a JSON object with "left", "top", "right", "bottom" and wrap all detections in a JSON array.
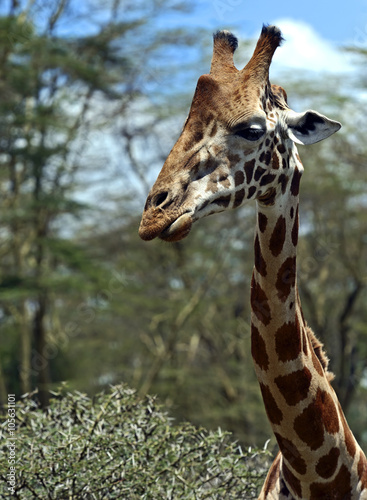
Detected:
[{"left": 250, "top": 169, "right": 367, "bottom": 499}]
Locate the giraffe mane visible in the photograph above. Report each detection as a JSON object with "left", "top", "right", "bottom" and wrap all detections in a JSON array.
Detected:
[{"left": 305, "top": 325, "right": 335, "bottom": 382}]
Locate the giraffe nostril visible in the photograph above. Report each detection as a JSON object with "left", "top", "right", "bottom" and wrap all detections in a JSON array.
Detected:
[{"left": 153, "top": 191, "right": 169, "bottom": 208}]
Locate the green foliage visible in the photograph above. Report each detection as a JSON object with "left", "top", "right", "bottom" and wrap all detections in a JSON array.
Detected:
[
  {"left": 0, "top": 0, "right": 204, "bottom": 407},
  {"left": 0, "top": 385, "right": 270, "bottom": 499}
]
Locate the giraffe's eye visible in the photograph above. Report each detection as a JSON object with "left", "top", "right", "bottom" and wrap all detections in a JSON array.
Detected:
[{"left": 234, "top": 126, "right": 265, "bottom": 141}]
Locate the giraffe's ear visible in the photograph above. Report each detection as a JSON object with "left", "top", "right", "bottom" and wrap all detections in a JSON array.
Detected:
[{"left": 286, "top": 110, "right": 341, "bottom": 145}]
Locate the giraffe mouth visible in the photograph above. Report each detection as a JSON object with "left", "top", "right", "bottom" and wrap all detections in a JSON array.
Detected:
[
  {"left": 159, "top": 213, "right": 193, "bottom": 242},
  {"left": 139, "top": 212, "right": 193, "bottom": 242}
]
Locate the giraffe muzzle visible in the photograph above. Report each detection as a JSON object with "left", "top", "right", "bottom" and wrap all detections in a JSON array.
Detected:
[
  {"left": 139, "top": 210, "right": 193, "bottom": 242},
  {"left": 158, "top": 212, "right": 193, "bottom": 242},
  {"left": 139, "top": 180, "right": 194, "bottom": 242}
]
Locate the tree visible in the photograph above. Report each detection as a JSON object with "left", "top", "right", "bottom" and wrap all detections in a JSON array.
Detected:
[
  {"left": 0, "top": 0, "right": 198, "bottom": 406},
  {"left": 0, "top": 384, "right": 270, "bottom": 498}
]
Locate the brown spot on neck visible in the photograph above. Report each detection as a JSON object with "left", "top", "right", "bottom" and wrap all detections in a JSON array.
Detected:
[
  {"left": 247, "top": 185, "right": 256, "bottom": 199},
  {"left": 315, "top": 447, "right": 340, "bottom": 479},
  {"left": 251, "top": 275, "right": 272, "bottom": 325},
  {"left": 244, "top": 159, "right": 255, "bottom": 183},
  {"left": 260, "top": 383, "right": 283, "bottom": 425},
  {"left": 270, "top": 216, "right": 286, "bottom": 256},
  {"left": 233, "top": 188, "right": 245, "bottom": 208},
  {"left": 277, "top": 143, "right": 286, "bottom": 154},
  {"left": 275, "top": 433, "right": 307, "bottom": 475},
  {"left": 251, "top": 324, "right": 269, "bottom": 370},
  {"left": 260, "top": 173, "right": 276, "bottom": 186},
  {"left": 278, "top": 173, "right": 289, "bottom": 194},
  {"left": 254, "top": 166, "right": 266, "bottom": 181},
  {"left": 275, "top": 319, "right": 302, "bottom": 362},
  {"left": 282, "top": 461, "right": 302, "bottom": 498},
  {"left": 274, "top": 367, "right": 312, "bottom": 406},
  {"left": 258, "top": 212, "right": 268, "bottom": 233},
  {"left": 310, "top": 464, "right": 352, "bottom": 499},
  {"left": 260, "top": 150, "right": 272, "bottom": 165},
  {"left": 294, "top": 388, "right": 339, "bottom": 451},
  {"left": 290, "top": 167, "right": 302, "bottom": 196},
  {"left": 234, "top": 170, "right": 244, "bottom": 186},
  {"left": 254, "top": 234, "right": 267, "bottom": 276},
  {"left": 276, "top": 256, "right": 296, "bottom": 302}
]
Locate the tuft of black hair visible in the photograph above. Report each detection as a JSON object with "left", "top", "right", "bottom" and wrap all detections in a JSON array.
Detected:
[
  {"left": 261, "top": 24, "right": 284, "bottom": 45},
  {"left": 213, "top": 30, "right": 238, "bottom": 51}
]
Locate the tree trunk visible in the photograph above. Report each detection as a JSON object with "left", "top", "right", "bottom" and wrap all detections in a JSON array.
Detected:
[
  {"left": 19, "top": 300, "right": 32, "bottom": 395},
  {"left": 33, "top": 292, "right": 50, "bottom": 408}
]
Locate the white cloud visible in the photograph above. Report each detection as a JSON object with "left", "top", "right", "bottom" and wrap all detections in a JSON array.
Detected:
[{"left": 266, "top": 19, "right": 354, "bottom": 74}]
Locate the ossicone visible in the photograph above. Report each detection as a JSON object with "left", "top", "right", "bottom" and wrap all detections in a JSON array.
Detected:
[
  {"left": 210, "top": 30, "right": 239, "bottom": 76},
  {"left": 210, "top": 25, "right": 284, "bottom": 83},
  {"left": 260, "top": 24, "right": 284, "bottom": 47}
]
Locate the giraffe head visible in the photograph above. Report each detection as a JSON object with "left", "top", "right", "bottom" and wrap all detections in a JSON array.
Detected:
[{"left": 139, "top": 25, "right": 340, "bottom": 242}]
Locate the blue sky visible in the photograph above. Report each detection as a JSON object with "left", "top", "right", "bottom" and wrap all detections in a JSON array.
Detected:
[
  {"left": 167, "top": 0, "right": 367, "bottom": 47},
  {"left": 0, "top": 1, "right": 363, "bottom": 84},
  {"left": 2, "top": 0, "right": 365, "bottom": 70},
  {"left": 150, "top": 0, "right": 367, "bottom": 77},
  {"left": 2, "top": 0, "right": 365, "bottom": 47}
]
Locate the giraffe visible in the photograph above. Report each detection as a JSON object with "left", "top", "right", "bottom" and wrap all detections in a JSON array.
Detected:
[{"left": 138, "top": 25, "right": 367, "bottom": 498}]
